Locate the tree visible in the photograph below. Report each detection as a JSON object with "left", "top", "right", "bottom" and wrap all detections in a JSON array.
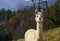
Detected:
[
  {"left": 47, "top": 0, "right": 60, "bottom": 26},
  {"left": 31, "top": 0, "right": 35, "bottom": 10},
  {"left": 55, "top": 0, "right": 60, "bottom": 25},
  {"left": 38, "top": 0, "right": 41, "bottom": 10},
  {"left": 6, "top": 9, "right": 12, "bottom": 21},
  {"left": 0, "top": 8, "right": 6, "bottom": 21},
  {"left": 44, "top": 0, "right": 49, "bottom": 16}
]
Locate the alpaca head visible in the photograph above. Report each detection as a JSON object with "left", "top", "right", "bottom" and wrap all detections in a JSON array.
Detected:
[{"left": 35, "top": 9, "right": 44, "bottom": 23}]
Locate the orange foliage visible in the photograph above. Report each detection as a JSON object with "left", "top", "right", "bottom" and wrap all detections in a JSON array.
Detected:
[
  {"left": 29, "top": 12, "right": 35, "bottom": 21},
  {"left": 8, "top": 12, "right": 25, "bottom": 31},
  {"left": 42, "top": 10, "right": 48, "bottom": 18},
  {"left": 9, "top": 12, "right": 24, "bottom": 24}
]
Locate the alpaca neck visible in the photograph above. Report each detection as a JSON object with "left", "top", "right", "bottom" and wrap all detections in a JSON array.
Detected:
[
  {"left": 36, "top": 21, "right": 43, "bottom": 37},
  {"left": 37, "top": 22, "right": 43, "bottom": 31},
  {"left": 36, "top": 21, "right": 46, "bottom": 41}
]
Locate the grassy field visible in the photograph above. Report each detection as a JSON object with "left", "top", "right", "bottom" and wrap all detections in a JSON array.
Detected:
[
  {"left": 46, "top": 27, "right": 60, "bottom": 41},
  {"left": 16, "top": 27, "right": 60, "bottom": 41}
]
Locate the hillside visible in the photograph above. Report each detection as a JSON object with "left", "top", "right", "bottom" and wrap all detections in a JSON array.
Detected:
[
  {"left": 17, "top": 27, "right": 60, "bottom": 41},
  {"left": 46, "top": 27, "right": 60, "bottom": 41}
]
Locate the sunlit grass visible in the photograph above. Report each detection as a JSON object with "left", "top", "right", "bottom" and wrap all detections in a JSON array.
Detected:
[
  {"left": 46, "top": 27, "right": 60, "bottom": 41},
  {"left": 17, "top": 39, "right": 24, "bottom": 41},
  {"left": 12, "top": 39, "right": 24, "bottom": 41}
]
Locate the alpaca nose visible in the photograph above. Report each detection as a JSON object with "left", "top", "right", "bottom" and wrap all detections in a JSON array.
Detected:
[{"left": 39, "top": 17, "right": 41, "bottom": 20}]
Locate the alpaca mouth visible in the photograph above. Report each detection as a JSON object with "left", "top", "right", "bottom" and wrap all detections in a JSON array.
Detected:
[{"left": 39, "top": 18, "right": 41, "bottom": 20}]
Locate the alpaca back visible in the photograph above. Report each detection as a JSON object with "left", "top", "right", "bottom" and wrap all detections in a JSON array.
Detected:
[{"left": 25, "top": 29, "right": 37, "bottom": 41}]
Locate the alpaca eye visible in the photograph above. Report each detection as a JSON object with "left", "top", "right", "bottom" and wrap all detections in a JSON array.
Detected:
[
  {"left": 37, "top": 16, "right": 38, "bottom": 17},
  {"left": 41, "top": 15, "right": 43, "bottom": 17}
]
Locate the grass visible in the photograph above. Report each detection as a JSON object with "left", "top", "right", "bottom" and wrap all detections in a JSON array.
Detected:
[
  {"left": 46, "top": 27, "right": 60, "bottom": 41},
  {"left": 17, "top": 39, "right": 24, "bottom": 41},
  {"left": 16, "top": 27, "right": 60, "bottom": 41}
]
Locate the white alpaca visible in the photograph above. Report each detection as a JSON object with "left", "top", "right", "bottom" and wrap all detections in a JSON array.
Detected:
[{"left": 25, "top": 9, "right": 46, "bottom": 41}]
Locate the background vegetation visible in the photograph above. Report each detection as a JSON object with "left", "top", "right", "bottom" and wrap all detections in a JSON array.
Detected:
[{"left": 0, "top": 0, "right": 60, "bottom": 41}]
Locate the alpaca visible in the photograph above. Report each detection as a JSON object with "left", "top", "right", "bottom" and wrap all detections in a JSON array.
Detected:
[{"left": 25, "top": 9, "right": 46, "bottom": 41}]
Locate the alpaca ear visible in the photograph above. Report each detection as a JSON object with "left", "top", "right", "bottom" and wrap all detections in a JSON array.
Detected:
[{"left": 35, "top": 9, "right": 38, "bottom": 15}]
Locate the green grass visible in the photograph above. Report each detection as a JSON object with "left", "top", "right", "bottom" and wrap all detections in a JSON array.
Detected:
[{"left": 16, "top": 27, "right": 60, "bottom": 41}]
